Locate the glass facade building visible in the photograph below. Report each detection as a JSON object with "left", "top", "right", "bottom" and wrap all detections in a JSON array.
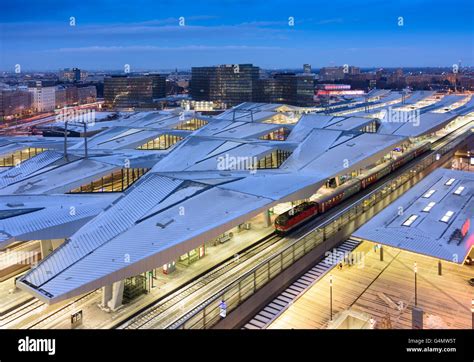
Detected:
[
  {"left": 104, "top": 75, "right": 166, "bottom": 109},
  {"left": 257, "top": 73, "right": 314, "bottom": 106},
  {"left": 191, "top": 64, "right": 260, "bottom": 107}
]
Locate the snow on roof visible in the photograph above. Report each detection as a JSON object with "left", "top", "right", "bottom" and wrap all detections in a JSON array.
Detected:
[
  {"left": 377, "top": 111, "right": 457, "bottom": 137},
  {"left": 353, "top": 168, "right": 474, "bottom": 264},
  {"left": 0, "top": 194, "right": 119, "bottom": 248},
  {"left": 0, "top": 158, "right": 119, "bottom": 195},
  {"left": 11, "top": 100, "right": 471, "bottom": 303}
]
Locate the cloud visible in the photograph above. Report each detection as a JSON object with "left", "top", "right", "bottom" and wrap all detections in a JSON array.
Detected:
[
  {"left": 315, "top": 18, "right": 343, "bottom": 25},
  {"left": 54, "top": 45, "right": 286, "bottom": 53}
]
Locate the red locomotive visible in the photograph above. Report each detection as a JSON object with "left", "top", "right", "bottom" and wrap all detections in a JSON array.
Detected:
[{"left": 275, "top": 142, "right": 431, "bottom": 234}]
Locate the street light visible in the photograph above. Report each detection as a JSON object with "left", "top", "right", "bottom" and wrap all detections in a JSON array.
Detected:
[
  {"left": 329, "top": 274, "right": 333, "bottom": 321},
  {"left": 471, "top": 299, "right": 474, "bottom": 329},
  {"left": 414, "top": 262, "right": 418, "bottom": 306}
]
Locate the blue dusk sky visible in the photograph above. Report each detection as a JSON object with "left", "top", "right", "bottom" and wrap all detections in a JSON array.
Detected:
[{"left": 0, "top": 0, "right": 473, "bottom": 71}]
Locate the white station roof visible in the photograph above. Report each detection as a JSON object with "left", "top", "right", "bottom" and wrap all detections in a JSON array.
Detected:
[
  {"left": 353, "top": 168, "right": 474, "bottom": 264},
  {"left": 1, "top": 98, "right": 469, "bottom": 303}
]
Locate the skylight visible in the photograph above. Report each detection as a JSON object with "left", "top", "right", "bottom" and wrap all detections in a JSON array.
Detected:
[
  {"left": 453, "top": 186, "right": 465, "bottom": 195},
  {"left": 440, "top": 211, "right": 454, "bottom": 223},
  {"left": 445, "top": 178, "right": 455, "bottom": 186},
  {"left": 423, "top": 189, "right": 436, "bottom": 198},
  {"left": 402, "top": 214, "right": 418, "bottom": 227},
  {"left": 422, "top": 202, "right": 436, "bottom": 212}
]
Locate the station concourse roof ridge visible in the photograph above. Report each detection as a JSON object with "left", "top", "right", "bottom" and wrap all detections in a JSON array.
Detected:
[{"left": 0, "top": 97, "right": 468, "bottom": 303}]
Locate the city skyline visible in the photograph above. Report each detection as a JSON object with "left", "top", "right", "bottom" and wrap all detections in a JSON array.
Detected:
[{"left": 1, "top": 0, "right": 473, "bottom": 71}]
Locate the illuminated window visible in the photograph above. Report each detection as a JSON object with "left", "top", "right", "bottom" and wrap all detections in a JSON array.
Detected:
[
  {"left": 173, "top": 118, "right": 208, "bottom": 131},
  {"left": 422, "top": 202, "right": 436, "bottom": 212},
  {"left": 255, "top": 149, "right": 292, "bottom": 169},
  {"left": 453, "top": 186, "right": 465, "bottom": 195},
  {"left": 259, "top": 127, "right": 291, "bottom": 141},
  {"left": 402, "top": 214, "right": 418, "bottom": 227},
  {"left": 445, "top": 178, "right": 455, "bottom": 186},
  {"left": 423, "top": 189, "right": 436, "bottom": 198},
  {"left": 68, "top": 168, "right": 150, "bottom": 193},
  {"left": 440, "top": 211, "right": 454, "bottom": 223},
  {"left": 0, "top": 147, "right": 47, "bottom": 167},
  {"left": 136, "top": 134, "right": 183, "bottom": 150}
]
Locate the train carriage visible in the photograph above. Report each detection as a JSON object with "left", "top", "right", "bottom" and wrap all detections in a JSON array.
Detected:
[
  {"left": 314, "top": 178, "right": 361, "bottom": 213},
  {"left": 274, "top": 142, "right": 432, "bottom": 234},
  {"left": 360, "top": 163, "right": 392, "bottom": 188}
]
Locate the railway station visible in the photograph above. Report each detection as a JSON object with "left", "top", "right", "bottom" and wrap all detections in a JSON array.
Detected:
[
  {"left": 0, "top": 90, "right": 473, "bottom": 329},
  {"left": 264, "top": 168, "right": 473, "bottom": 330}
]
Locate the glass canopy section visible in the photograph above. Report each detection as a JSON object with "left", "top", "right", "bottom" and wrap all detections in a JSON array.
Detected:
[
  {"left": 259, "top": 127, "right": 291, "bottom": 141},
  {"left": 69, "top": 168, "right": 150, "bottom": 193},
  {"left": 136, "top": 134, "right": 183, "bottom": 150},
  {"left": 255, "top": 149, "right": 292, "bottom": 169},
  {"left": 0, "top": 147, "right": 47, "bottom": 167},
  {"left": 172, "top": 118, "right": 208, "bottom": 131}
]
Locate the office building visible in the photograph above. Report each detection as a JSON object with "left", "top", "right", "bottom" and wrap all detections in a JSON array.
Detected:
[
  {"left": 104, "top": 76, "right": 153, "bottom": 109},
  {"left": 59, "top": 68, "right": 88, "bottom": 82},
  {"left": 28, "top": 82, "right": 56, "bottom": 112},
  {"left": 319, "top": 66, "right": 361, "bottom": 81},
  {"left": 0, "top": 89, "right": 33, "bottom": 120},
  {"left": 191, "top": 64, "right": 260, "bottom": 107}
]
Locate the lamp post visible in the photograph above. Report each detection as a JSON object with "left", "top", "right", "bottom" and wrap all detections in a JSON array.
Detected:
[
  {"left": 63, "top": 121, "right": 68, "bottom": 161},
  {"left": 414, "top": 262, "right": 418, "bottom": 306},
  {"left": 329, "top": 274, "right": 333, "bottom": 321},
  {"left": 471, "top": 299, "right": 474, "bottom": 329}
]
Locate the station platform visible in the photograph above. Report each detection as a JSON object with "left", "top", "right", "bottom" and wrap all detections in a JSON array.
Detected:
[
  {"left": 268, "top": 242, "right": 473, "bottom": 329},
  {"left": 3, "top": 213, "right": 275, "bottom": 329},
  {"left": 0, "top": 274, "right": 32, "bottom": 316}
]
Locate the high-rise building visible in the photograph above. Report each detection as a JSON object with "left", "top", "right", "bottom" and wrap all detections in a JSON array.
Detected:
[
  {"left": 257, "top": 72, "right": 314, "bottom": 106},
  {"left": 104, "top": 75, "right": 165, "bottom": 109},
  {"left": 303, "top": 64, "right": 312, "bottom": 74},
  {"left": 319, "top": 66, "right": 360, "bottom": 81},
  {"left": 59, "top": 68, "right": 88, "bottom": 82},
  {"left": 104, "top": 76, "right": 152, "bottom": 109},
  {"left": 295, "top": 73, "right": 315, "bottom": 106},
  {"left": 28, "top": 82, "right": 56, "bottom": 112},
  {"left": 191, "top": 64, "right": 260, "bottom": 107},
  {"left": 257, "top": 78, "right": 286, "bottom": 104},
  {"left": 148, "top": 74, "right": 167, "bottom": 99}
]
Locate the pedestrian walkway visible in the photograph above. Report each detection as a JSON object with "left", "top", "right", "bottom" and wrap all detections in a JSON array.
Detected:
[
  {"left": 268, "top": 242, "right": 473, "bottom": 329},
  {"left": 243, "top": 239, "right": 360, "bottom": 329}
]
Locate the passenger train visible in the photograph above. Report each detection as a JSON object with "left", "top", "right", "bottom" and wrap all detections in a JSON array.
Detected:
[{"left": 275, "top": 142, "right": 431, "bottom": 234}]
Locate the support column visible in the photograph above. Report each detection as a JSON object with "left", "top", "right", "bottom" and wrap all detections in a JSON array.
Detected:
[
  {"left": 40, "top": 239, "right": 53, "bottom": 258},
  {"left": 108, "top": 280, "right": 124, "bottom": 311},
  {"left": 101, "top": 284, "right": 113, "bottom": 309},
  {"left": 263, "top": 210, "right": 271, "bottom": 228}
]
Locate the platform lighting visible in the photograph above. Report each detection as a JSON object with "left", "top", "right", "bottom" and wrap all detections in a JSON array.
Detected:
[
  {"left": 329, "top": 274, "right": 333, "bottom": 321},
  {"left": 414, "top": 262, "right": 418, "bottom": 306}
]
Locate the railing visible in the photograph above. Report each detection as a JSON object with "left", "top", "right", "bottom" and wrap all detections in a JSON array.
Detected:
[{"left": 168, "top": 124, "right": 474, "bottom": 329}]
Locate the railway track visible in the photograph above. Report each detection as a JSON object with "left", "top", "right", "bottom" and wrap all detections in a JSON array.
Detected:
[
  {"left": 117, "top": 233, "right": 285, "bottom": 329},
  {"left": 3, "top": 117, "right": 472, "bottom": 330}
]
